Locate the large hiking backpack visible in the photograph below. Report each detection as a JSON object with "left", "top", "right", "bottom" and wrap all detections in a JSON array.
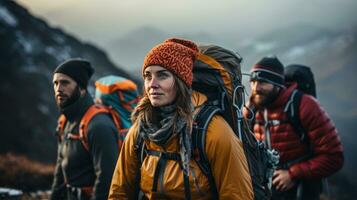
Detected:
[
  {"left": 284, "top": 64, "right": 328, "bottom": 200},
  {"left": 192, "top": 45, "right": 278, "bottom": 200},
  {"left": 134, "top": 45, "right": 278, "bottom": 200},
  {"left": 284, "top": 64, "right": 316, "bottom": 144},
  {"left": 285, "top": 64, "right": 316, "bottom": 98},
  {"left": 56, "top": 75, "right": 140, "bottom": 152},
  {"left": 95, "top": 75, "right": 140, "bottom": 136}
]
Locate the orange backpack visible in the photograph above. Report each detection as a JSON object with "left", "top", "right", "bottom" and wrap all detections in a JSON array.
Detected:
[
  {"left": 56, "top": 104, "right": 123, "bottom": 151},
  {"left": 56, "top": 75, "right": 139, "bottom": 152}
]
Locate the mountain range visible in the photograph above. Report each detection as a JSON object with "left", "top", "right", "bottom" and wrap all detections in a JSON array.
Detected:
[
  {"left": 1, "top": 1, "right": 356, "bottom": 198},
  {"left": 0, "top": 1, "right": 136, "bottom": 163}
]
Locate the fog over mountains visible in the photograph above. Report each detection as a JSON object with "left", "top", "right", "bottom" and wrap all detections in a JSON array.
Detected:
[
  {"left": 1, "top": 0, "right": 357, "bottom": 198},
  {"left": 106, "top": 23, "right": 357, "bottom": 116}
]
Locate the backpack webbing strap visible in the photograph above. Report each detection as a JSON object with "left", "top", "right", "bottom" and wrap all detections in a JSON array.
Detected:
[
  {"left": 183, "top": 171, "right": 191, "bottom": 200},
  {"left": 106, "top": 106, "right": 125, "bottom": 150},
  {"left": 150, "top": 151, "right": 168, "bottom": 193},
  {"left": 192, "top": 104, "right": 220, "bottom": 199},
  {"left": 56, "top": 104, "right": 121, "bottom": 152},
  {"left": 79, "top": 105, "right": 110, "bottom": 151},
  {"left": 146, "top": 149, "right": 191, "bottom": 200},
  {"left": 134, "top": 103, "right": 220, "bottom": 199},
  {"left": 133, "top": 133, "right": 145, "bottom": 199},
  {"left": 56, "top": 115, "right": 67, "bottom": 141},
  {"left": 135, "top": 133, "right": 146, "bottom": 163},
  {"left": 117, "top": 91, "right": 140, "bottom": 111},
  {"left": 284, "top": 90, "right": 309, "bottom": 145}
]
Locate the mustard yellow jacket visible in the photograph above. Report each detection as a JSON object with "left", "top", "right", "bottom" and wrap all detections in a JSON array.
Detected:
[{"left": 108, "top": 91, "right": 253, "bottom": 200}]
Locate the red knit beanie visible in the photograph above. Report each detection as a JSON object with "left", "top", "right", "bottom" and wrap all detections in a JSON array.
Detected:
[{"left": 142, "top": 38, "right": 199, "bottom": 87}]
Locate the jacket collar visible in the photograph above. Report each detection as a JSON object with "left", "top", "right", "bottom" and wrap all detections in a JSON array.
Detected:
[
  {"left": 61, "top": 92, "right": 94, "bottom": 122},
  {"left": 266, "top": 82, "right": 298, "bottom": 109}
]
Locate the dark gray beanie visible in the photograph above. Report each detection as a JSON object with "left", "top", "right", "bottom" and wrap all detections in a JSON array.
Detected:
[{"left": 54, "top": 58, "right": 94, "bottom": 89}]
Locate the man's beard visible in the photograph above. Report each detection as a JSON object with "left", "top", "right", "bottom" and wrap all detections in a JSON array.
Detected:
[
  {"left": 56, "top": 86, "right": 81, "bottom": 108},
  {"left": 250, "top": 86, "right": 280, "bottom": 109}
]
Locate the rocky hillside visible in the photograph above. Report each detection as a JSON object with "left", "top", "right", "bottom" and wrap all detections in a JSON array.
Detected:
[{"left": 0, "top": 1, "right": 136, "bottom": 164}]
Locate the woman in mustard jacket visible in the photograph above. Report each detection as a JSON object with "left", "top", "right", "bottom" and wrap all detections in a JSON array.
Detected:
[{"left": 108, "top": 38, "right": 253, "bottom": 200}]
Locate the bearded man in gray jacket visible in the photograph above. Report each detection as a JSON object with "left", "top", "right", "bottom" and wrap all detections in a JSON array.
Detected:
[{"left": 51, "top": 59, "right": 119, "bottom": 200}]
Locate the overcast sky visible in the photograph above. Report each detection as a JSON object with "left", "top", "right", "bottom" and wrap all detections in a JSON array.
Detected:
[{"left": 16, "top": 0, "right": 357, "bottom": 47}]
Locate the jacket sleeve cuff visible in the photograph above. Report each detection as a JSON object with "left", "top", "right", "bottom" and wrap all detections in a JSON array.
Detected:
[{"left": 288, "top": 165, "right": 303, "bottom": 180}]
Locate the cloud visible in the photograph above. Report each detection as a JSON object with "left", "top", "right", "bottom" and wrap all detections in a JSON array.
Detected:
[{"left": 15, "top": 0, "right": 357, "bottom": 46}]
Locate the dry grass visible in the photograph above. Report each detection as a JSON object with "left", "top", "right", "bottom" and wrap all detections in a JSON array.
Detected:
[{"left": 0, "top": 153, "right": 55, "bottom": 192}]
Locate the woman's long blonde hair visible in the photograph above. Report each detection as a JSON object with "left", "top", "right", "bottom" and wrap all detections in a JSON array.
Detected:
[{"left": 131, "top": 75, "right": 193, "bottom": 133}]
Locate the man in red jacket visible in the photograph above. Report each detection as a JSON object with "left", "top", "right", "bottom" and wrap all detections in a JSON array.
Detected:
[{"left": 245, "top": 56, "right": 344, "bottom": 200}]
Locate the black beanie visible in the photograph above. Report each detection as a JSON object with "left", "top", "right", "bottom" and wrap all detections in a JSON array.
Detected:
[
  {"left": 250, "top": 56, "right": 285, "bottom": 87},
  {"left": 54, "top": 59, "right": 94, "bottom": 89}
]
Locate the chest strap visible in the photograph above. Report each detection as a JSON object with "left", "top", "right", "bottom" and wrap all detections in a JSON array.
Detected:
[
  {"left": 146, "top": 149, "right": 191, "bottom": 200},
  {"left": 255, "top": 119, "right": 286, "bottom": 126}
]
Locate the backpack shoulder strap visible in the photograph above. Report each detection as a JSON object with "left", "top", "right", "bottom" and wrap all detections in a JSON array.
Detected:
[
  {"left": 56, "top": 114, "right": 67, "bottom": 141},
  {"left": 79, "top": 104, "right": 110, "bottom": 151},
  {"left": 106, "top": 106, "right": 126, "bottom": 150},
  {"left": 192, "top": 103, "right": 220, "bottom": 199},
  {"left": 134, "top": 131, "right": 146, "bottom": 164},
  {"left": 131, "top": 129, "right": 145, "bottom": 199},
  {"left": 132, "top": 103, "right": 221, "bottom": 198},
  {"left": 284, "top": 89, "right": 309, "bottom": 144}
]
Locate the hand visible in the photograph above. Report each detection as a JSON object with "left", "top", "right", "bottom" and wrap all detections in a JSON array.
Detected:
[{"left": 272, "top": 169, "right": 296, "bottom": 192}]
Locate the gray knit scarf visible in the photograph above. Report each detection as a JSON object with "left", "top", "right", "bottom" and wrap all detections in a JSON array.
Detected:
[{"left": 139, "top": 104, "right": 192, "bottom": 176}]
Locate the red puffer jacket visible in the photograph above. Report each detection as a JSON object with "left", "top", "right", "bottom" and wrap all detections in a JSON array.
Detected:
[{"left": 251, "top": 83, "right": 343, "bottom": 181}]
